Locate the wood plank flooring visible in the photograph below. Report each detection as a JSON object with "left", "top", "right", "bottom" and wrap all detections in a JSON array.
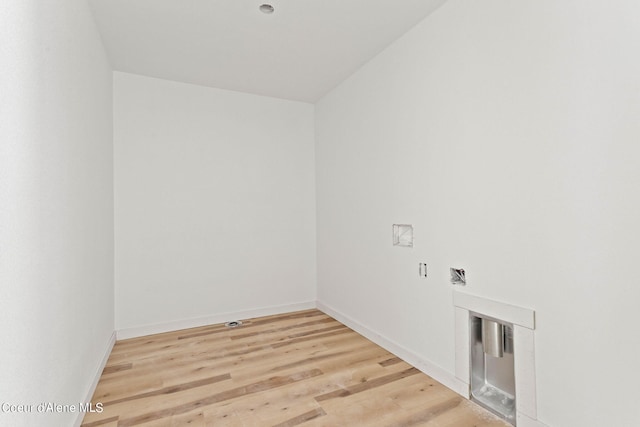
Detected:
[{"left": 82, "top": 309, "right": 509, "bottom": 426}]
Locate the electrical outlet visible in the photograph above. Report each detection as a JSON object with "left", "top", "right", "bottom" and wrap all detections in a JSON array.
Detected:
[
  {"left": 450, "top": 268, "right": 466, "bottom": 285},
  {"left": 419, "top": 263, "right": 428, "bottom": 278}
]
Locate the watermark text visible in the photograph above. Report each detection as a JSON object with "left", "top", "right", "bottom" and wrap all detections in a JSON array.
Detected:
[{"left": 1, "top": 402, "right": 103, "bottom": 414}]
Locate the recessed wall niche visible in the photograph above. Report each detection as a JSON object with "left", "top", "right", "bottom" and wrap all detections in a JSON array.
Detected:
[{"left": 392, "top": 224, "right": 413, "bottom": 247}]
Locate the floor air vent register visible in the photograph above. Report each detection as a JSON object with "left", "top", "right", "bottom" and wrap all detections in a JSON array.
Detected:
[{"left": 225, "top": 320, "right": 243, "bottom": 328}]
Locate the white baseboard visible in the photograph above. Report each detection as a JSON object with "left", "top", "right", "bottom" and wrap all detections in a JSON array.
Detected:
[
  {"left": 316, "top": 300, "right": 464, "bottom": 396},
  {"left": 74, "top": 331, "right": 116, "bottom": 427},
  {"left": 116, "top": 301, "right": 317, "bottom": 340},
  {"left": 517, "top": 412, "right": 549, "bottom": 427}
]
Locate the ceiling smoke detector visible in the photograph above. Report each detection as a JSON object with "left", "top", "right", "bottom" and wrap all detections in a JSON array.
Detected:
[{"left": 259, "top": 4, "right": 275, "bottom": 14}]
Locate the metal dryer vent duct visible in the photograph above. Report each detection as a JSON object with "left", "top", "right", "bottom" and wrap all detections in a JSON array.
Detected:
[{"left": 482, "top": 319, "right": 504, "bottom": 358}]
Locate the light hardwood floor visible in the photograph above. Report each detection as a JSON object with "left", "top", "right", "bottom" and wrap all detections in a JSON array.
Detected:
[{"left": 82, "top": 309, "right": 509, "bottom": 426}]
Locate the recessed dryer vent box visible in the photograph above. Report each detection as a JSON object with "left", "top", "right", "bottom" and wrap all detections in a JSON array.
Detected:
[{"left": 392, "top": 224, "right": 413, "bottom": 247}]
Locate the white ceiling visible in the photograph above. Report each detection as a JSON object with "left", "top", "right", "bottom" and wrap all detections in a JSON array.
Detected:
[{"left": 89, "top": 0, "right": 446, "bottom": 103}]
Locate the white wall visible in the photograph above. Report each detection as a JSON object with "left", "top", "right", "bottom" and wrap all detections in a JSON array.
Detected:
[
  {"left": 315, "top": 1, "right": 640, "bottom": 426},
  {"left": 114, "top": 73, "right": 316, "bottom": 332},
  {"left": 0, "top": 1, "right": 114, "bottom": 426}
]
